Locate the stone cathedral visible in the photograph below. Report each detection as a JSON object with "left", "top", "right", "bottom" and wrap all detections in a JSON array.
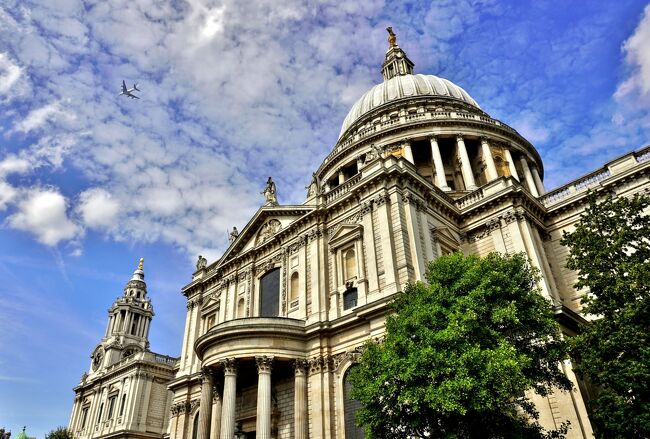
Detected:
[{"left": 70, "top": 30, "right": 650, "bottom": 439}]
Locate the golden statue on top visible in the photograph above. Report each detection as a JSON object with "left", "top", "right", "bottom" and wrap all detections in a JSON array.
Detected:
[
  {"left": 387, "top": 27, "right": 397, "bottom": 47},
  {"left": 138, "top": 257, "right": 144, "bottom": 270}
]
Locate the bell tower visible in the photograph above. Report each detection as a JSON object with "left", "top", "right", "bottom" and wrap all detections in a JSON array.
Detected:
[{"left": 89, "top": 258, "right": 154, "bottom": 373}]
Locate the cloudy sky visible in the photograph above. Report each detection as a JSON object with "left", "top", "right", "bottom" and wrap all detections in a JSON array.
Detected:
[{"left": 1, "top": 0, "right": 649, "bottom": 436}]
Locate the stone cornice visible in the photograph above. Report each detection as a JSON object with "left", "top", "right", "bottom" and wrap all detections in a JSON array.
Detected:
[
  {"left": 73, "top": 357, "right": 176, "bottom": 393},
  {"left": 181, "top": 158, "right": 466, "bottom": 298}
]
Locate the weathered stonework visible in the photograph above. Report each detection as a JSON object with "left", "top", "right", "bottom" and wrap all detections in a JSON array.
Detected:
[{"left": 70, "top": 30, "right": 650, "bottom": 439}]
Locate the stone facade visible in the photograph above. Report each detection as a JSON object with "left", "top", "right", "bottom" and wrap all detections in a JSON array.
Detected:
[
  {"left": 167, "top": 34, "right": 650, "bottom": 439},
  {"left": 69, "top": 261, "right": 179, "bottom": 439},
  {"left": 71, "top": 31, "right": 650, "bottom": 439}
]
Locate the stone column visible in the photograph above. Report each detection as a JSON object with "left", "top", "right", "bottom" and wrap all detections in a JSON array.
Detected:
[
  {"left": 338, "top": 168, "right": 345, "bottom": 185},
  {"left": 480, "top": 137, "right": 499, "bottom": 181},
  {"left": 531, "top": 166, "right": 546, "bottom": 195},
  {"left": 429, "top": 136, "right": 450, "bottom": 191},
  {"left": 403, "top": 141, "right": 414, "bottom": 165},
  {"left": 356, "top": 155, "right": 364, "bottom": 171},
  {"left": 197, "top": 368, "right": 213, "bottom": 439},
  {"left": 456, "top": 134, "right": 477, "bottom": 190},
  {"left": 294, "top": 360, "right": 308, "bottom": 439},
  {"left": 219, "top": 358, "right": 237, "bottom": 439},
  {"left": 256, "top": 356, "right": 274, "bottom": 439},
  {"left": 504, "top": 148, "right": 520, "bottom": 181},
  {"left": 519, "top": 156, "right": 540, "bottom": 197},
  {"left": 210, "top": 387, "right": 222, "bottom": 439}
]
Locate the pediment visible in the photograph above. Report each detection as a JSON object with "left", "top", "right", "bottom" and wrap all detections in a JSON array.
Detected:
[
  {"left": 201, "top": 295, "right": 221, "bottom": 315},
  {"left": 218, "top": 205, "right": 315, "bottom": 265},
  {"left": 328, "top": 223, "right": 363, "bottom": 249},
  {"left": 431, "top": 225, "right": 461, "bottom": 251}
]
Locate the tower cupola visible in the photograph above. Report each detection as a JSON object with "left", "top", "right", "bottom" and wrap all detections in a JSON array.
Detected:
[
  {"left": 89, "top": 258, "right": 155, "bottom": 373},
  {"left": 381, "top": 27, "right": 414, "bottom": 80}
]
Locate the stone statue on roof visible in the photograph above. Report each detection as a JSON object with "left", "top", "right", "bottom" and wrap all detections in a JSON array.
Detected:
[
  {"left": 229, "top": 226, "right": 239, "bottom": 243},
  {"left": 196, "top": 255, "right": 207, "bottom": 270},
  {"left": 387, "top": 26, "right": 397, "bottom": 47},
  {"left": 262, "top": 177, "right": 278, "bottom": 206}
]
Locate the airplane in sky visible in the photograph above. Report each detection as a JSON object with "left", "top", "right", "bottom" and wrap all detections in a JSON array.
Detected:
[{"left": 119, "top": 80, "right": 140, "bottom": 99}]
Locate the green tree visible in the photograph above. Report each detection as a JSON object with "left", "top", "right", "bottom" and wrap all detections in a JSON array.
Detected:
[
  {"left": 44, "top": 427, "right": 72, "bottom": 439},
  {"left": 561, "top": 193, "right": 650, "bottom": 438},
  {"left": 349, "top": 252, "right": 571, "bottom": 439}
]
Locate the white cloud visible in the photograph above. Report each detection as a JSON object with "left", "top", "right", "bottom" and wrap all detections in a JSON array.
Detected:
[
  {"left": 0, "top": 0, "right": 510, "bottom": 256},
  {"left": 0, "top": 181, "right": 16, "bottom": 211},
  {"left": 0, "top": 53, "right": 22, "bottom": 93},
  {"left": 7, "top": 188, "right": 81, "bottom": 246},
  {"left": 77, "top": 188, "right": 120, "bottom": 230},
  {"left": 616, "top": 4, "right": 650, "bottom": 99},
  {"left": 0, "top": 155, "right": 31, "bottom": 177},
  {"left": 511, "top": 112, "right": 550, "bottom": 144},
  {"left": 13, "top": 101, "right": 75, "bottom": 134}
]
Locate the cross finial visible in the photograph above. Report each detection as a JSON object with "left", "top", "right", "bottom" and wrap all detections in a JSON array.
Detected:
[
  {"left": 137, "top": 258, "right": 144, "bottom": 271},
  {"left": 387, "top": 27, "right": 397, "bottom": 47}
]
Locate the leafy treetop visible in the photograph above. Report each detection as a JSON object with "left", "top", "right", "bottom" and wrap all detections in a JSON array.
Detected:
[
  {"left": 349, "top": 252, "right": 571, "bottom": 439},
  {"left": 561, "top": 193, "right": 650, "bottom": 438}
]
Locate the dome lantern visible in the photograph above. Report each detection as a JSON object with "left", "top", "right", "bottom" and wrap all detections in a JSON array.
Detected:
[{"left": 382, "top": 27, "right": 414, "bottom": 81}]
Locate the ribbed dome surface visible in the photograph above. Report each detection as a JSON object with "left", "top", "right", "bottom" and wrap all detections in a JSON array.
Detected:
[{"left": 339, "top": 74, "right": 480, "bottom": 138}]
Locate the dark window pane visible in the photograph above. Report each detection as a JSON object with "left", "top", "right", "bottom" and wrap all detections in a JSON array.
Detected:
[
  {"left": 344, "top": 369, "right": 365, "bottom": 438},
  {"left": 260, "top": 268, "right": 280, "bottom": 317},
  {"left": 343, "top": 288, "right": 358, "bottom": 310},
  {"left": 191, "top": 413, "right": 199, "bottom": 439}
]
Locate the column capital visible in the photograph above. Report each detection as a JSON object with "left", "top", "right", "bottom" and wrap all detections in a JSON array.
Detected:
[
  {"left": 480, "top": 136, "right": 489, "bottom": 144},
  {"left": 199, "top": 367, "right": 215, "bottom": 384},
  {"left": 456, "top": 133, "right": 465, "bottom": 141},
  {"left": 256, "top": 356, "right": 274, "bottom": 374},
  {"left": 221, "top": 358, "right": 237, "bottom": 375},
  {"left": 429, "top": 134, "right": 438, "bottom": 141},
  {"left": 293, "top": 359, "right": 309, "bottom": 376}
]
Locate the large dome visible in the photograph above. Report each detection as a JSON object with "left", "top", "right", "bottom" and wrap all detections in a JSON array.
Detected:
[{"left": 339, "top": 74, "right": 480, "bottom": 138}]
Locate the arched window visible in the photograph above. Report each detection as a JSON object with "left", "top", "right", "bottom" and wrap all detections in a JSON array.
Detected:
[
  {"left": 191, "top": 411, "right": 200, "bottom": 439},
  {"left": 260, "top": 268, "right": 281, "bottom": 317},
  {"left": 237, "top": 298, "right": 246, "bottom": 318},
  {"left": 290, "top": 272, "right": 299, "bottom": 302},
  {"left": 344, "top": 248, "right": 357, "bottom": 280},
  {"left": 343, "top": 368, "right": 365, "bottom": 438}
]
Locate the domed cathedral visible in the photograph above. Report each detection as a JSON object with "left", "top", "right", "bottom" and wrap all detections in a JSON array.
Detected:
[
  {"left": 69, "top": 259, "right": 178, "bottom": 439},
  {"left": 167, "top": 29, "right": 650, "bottom": 439}
]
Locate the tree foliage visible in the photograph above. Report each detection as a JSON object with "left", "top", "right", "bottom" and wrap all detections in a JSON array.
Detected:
[
  {"left": 44, "top": 427, "right": 72, "bottom": 439},
  {"left": 349, "top": 252, "right": 571, "bottom": 439},
  {"left": 561, "top": 193, "right": 650, "bottom": 438}
]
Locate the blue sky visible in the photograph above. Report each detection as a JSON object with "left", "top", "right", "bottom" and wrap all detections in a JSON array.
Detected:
[{"left": 1, "top": 0, "right": 649, "bottom": 436}]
